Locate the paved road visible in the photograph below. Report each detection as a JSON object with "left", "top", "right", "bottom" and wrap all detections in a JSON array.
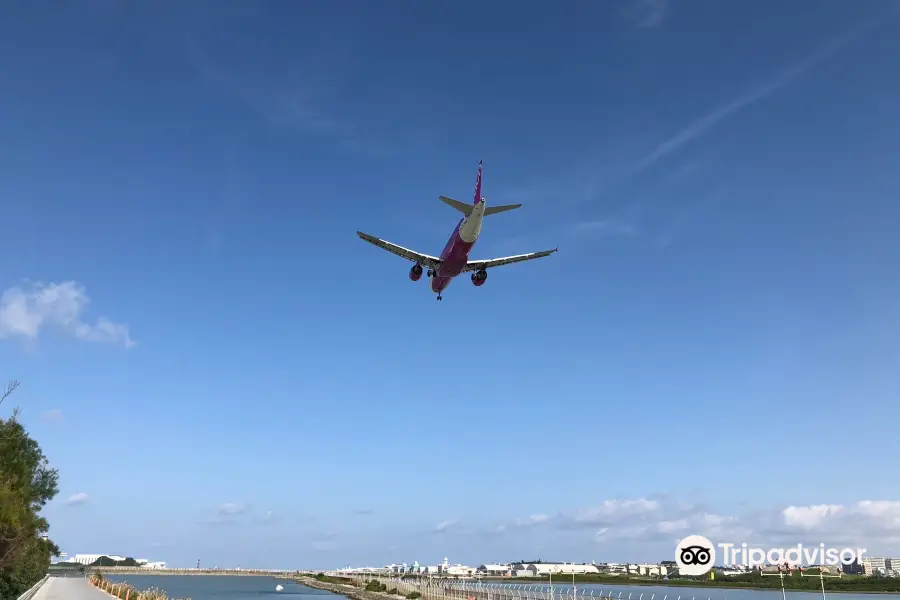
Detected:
[{"left": 33, "top": 577, "right": 110, "bottom": 600}]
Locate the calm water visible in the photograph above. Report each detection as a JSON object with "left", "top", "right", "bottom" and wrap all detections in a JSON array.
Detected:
[
  {"left": 104, "top": 576, "right": 341, "bottom": 600},
  {"left": 101, "top": 577, "right": 900, "bottom": 600}
]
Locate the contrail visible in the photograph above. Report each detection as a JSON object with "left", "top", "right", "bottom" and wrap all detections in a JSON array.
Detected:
[{"left": 624, "top": 7, "right": 897, "bottom": 179}]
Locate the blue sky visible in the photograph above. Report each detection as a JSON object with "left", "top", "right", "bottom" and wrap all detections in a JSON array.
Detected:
[{"left": 2, "top": 0, "right": 899, "bottom": 570}]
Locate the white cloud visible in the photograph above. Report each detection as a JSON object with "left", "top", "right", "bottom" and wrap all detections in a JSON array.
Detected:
[
  {"left": 41, "top": 409, "right": 63, "bottom": 422},
  {"left": 514, "top": 514, "right": 551, "bottom": 528},
  {"left": 433, "top": 519, "right": 460, "bottom": 533},
  {"left": 255, "top": 510, "right": 276, "bottom": 524},
  {"left": 492, "top": 497, "right": 900, "bottom": 552},
  {"left": 782, "top": 504, "right": 845, "bottom": 530},
  {"left": 216, "top": 502, "right": 247, "bottom": 516},
  {"left": 65, "top": 492, "right": 89, "bottom": 505},
  {"left": 0, "top": 281, "right": 135, "bottom": 348},
  {"left": 564, "top": 498, "right": 661, "bottom": 526},
  {"left": 776, "top": 501, "right": 900, "bottom": 545}
]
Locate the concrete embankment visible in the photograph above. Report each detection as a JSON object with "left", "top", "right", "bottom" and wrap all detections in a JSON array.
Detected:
[
  {"left": 299, "top": 576, "right": 520, "bottom": 600},
  {"left": 299, "top": 577, "right": 400, "bottom": 600}
]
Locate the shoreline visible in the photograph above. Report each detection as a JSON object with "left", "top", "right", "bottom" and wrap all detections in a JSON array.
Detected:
[
  {"left": 97, "top": 573, "right": 900, "bottom": 595},
  {"left": 299, "top": 577, "right": 403, "bottom": 600},
  {"left": 299, "top": 575, "right": 900, "bottom": 597},
  {"left": 472, "top": 577, "right": 900, "bottom": 596},
  {"left": 475, "top": 577, "right": 900, "bottom": 595}
]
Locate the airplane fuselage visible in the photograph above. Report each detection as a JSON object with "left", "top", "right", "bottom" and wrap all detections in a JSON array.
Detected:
[{"left": 430, "top": 198, "right": 485, "bottom": 294}]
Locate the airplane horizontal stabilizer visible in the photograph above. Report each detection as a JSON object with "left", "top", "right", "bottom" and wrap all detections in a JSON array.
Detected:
[
  {"left": 483, "top": 203, "right": 522, "bottom": 216},
  {"left": 439, "top": 196, "right": 473, "bottom": 216}
]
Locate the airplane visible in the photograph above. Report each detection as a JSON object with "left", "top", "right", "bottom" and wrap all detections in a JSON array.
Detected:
[{"left": 357, "top": 160, "right": 558, "bottom": 300}]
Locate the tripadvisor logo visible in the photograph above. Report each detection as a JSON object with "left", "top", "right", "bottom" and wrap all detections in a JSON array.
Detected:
[
  {"left": 676, "top": 535, "right": 716, "bottom": 576},
  {"left": 674, "top": 535, "right": 868, "bottom": 576}
]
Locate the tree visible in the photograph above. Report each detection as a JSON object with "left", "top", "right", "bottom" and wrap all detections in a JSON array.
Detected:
[{"left": 0, "top": 381, "right": 60, "bottom": 600}]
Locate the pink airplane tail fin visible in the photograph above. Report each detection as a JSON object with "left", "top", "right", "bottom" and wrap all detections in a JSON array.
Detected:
[{"left": 472, "top": 160, "right": 483, "bottom": 205}]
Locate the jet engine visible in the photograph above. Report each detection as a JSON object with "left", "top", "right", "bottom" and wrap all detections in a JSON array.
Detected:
[
  {"left": 471, "top": 270, "right": 487, "bottom": 286},
  {"left": 409, "top": 263, "right": 423, "bottom": 281}
]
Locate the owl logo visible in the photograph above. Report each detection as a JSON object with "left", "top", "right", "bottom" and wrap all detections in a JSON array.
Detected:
[{"left": 675, "top": 535, "right": 716, "bottom": 576}]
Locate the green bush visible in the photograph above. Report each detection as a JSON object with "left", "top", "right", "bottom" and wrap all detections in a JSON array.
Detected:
[
  {"left": 407, "top": 593, "right": 421, "bottom": 599},
  {"left": 388, "top": 589, "right": 398, "bottom": 595}
]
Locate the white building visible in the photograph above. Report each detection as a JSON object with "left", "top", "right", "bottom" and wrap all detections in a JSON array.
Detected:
[
  {"left": 385, "top": 563, "right": 407, "bottom": 574},
  {"left": 628, "top": 564, "right": 665, "bottom": 577},
  {"left": 476, "top": 565, "right": 511, "bottom": 576},
  {"left": 558, "top": 564, "right": 600, "bottom": 575},
  {"left": 509, "top": 563, "right": 600, "bottom": 576},
  {"left": 444, "top": 565, "right": 476, "bottom": 577},
  {"left": 862, "top": 557, "right": 900, "bottom": 576}
]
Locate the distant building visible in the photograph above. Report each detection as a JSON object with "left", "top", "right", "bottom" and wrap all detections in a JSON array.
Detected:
[
  {"left": 508, "top": 563, "right": 600, "bottom": 576},
  {"left": 72, "top": 554, "right": 127, "bottom": 565},
  {"left": 842, "top": 560, "right": 864, "bottom": 575},
  {"left": 630, "top": 564, "right": 666, "bottom": 577},
  {"left": 476, "top": 565, "right": 511, "bottom": 576},
  {"left": 384, "top": 563, "right": 407, "bottom": 574},
  {"left": 559, "top": 564, "right": 601, "bottom": 575},
  {"left": 444, "top": 565, "right": 476, "bottom": 577},
  {"left": 860, "top": 557, "right": 900, "bottom": 576}
]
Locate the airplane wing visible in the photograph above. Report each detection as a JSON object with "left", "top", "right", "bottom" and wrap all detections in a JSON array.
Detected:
[
  {"left": 356, "top": 231, "right": 441, "bottom": 270},
  {"left": 464, "top": 248, "right": 558, "bottom": 272}
]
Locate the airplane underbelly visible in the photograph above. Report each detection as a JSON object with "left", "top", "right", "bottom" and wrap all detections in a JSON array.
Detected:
[
  {"left": 430, "top": 275, "right": 452, "bottom": 293},
  {"left": 438, "top": 237, "right": 474, "bottom": 277},
  {"left": 438, "top": 261, "right": 465, "bottom": 277}
]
